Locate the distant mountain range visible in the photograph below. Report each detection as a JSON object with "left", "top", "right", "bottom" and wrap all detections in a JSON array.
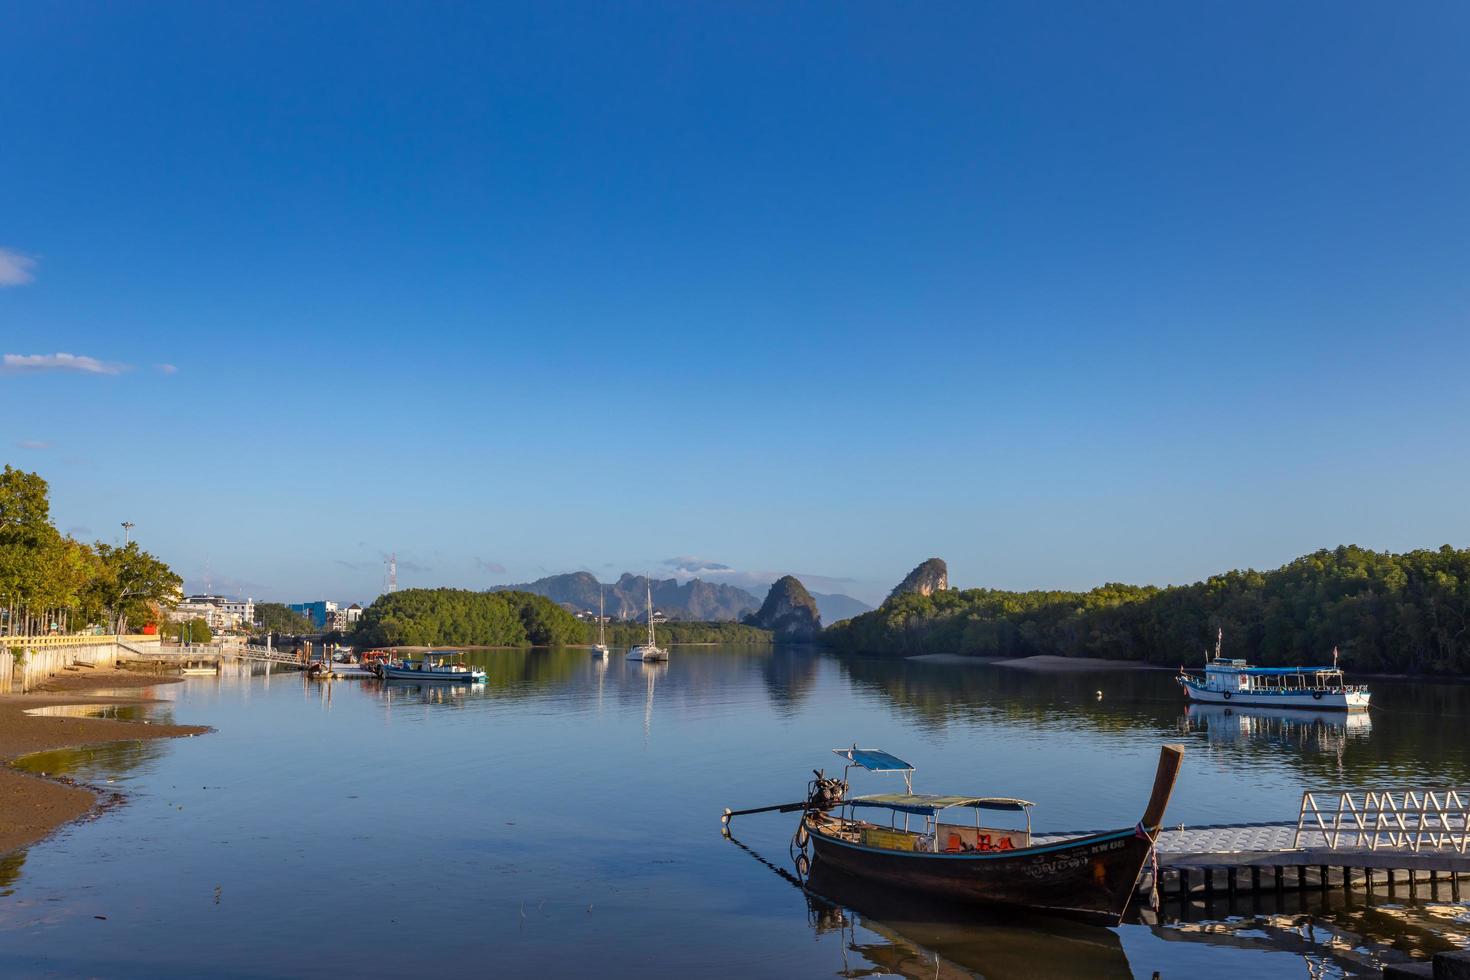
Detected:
[
  {"left": 491, "top": 571, "right": 871, "bottom": 624},
  {"left": 808, "top": 592, "right": 872, "bottom": 623}
]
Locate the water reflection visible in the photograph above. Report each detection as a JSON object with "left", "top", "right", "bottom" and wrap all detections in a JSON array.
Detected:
[
  {"left": 1182, "top": 703, "right": 1372, "bottom": 766},
  {"left": 1157, "top": 889, "right": 1470, "bottom": 975},
  {"left": 804, "top": 865, "right": 1135, "bottom": 980},
  {"left": 13, "top": 739, "right": 172, "bottom": 784},
  {"left": 24, "top": 702, "right": 157, "bottom": 723},
  {"left": 1, "top": 648, "right": 1465, "bottom": 978},
  {"left": 835, "top": 656, "right": 1470, "bottom": 786},
  {"left": 722, "top": 826, "right": 1134, "bottom": 979}
]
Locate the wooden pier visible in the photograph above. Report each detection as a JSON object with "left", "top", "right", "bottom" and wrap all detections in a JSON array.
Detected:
[
  {"left": 1042, "top": 788, "right": 1470, "bottom": 903},
  {"left": 1146, "top": 819, "right": 1470, "bottom": 901}
]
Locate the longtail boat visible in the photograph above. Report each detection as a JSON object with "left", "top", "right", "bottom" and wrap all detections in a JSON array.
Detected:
[{"left": 727, "top": 742, "right": 1183, "bottom": 925}]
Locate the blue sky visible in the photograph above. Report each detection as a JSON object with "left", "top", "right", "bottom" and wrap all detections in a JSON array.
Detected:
[{"left": 3, "top": 2, "right": 1468, "bottom": 606}]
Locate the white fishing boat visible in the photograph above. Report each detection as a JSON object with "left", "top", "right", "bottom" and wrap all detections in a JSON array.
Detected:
[
  {"left": 628, "top": 580, "right": 668, "bottom": 662},
  {"left": 592, "top": 588, "right": 609, "bottom": 657},
  {"left": 1176, "top": 632, "right": 1369, "bottom": 711}
]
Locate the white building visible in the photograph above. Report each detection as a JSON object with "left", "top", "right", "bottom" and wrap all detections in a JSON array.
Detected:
[{"left": 169, "top": 595, "right": 255, "bottom": 631}]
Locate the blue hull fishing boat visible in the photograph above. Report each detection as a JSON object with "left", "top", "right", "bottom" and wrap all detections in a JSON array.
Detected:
[{"left": 377, "top": 650, "right": 486, "bottom": 683}]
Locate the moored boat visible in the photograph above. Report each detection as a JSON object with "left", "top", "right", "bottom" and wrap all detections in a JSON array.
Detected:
[
  {"left": 724, "top": 742, "right": 1184, "bottom": 925},
  {"left": 592, "top": 588, "right": 609, "bottom": 658},
  {"left": 1176, "top": 633, "right": 1369, "bottom": 710},
  {"left": 628, "top": 580, "right": 668, "bottom": 662},
  {"left": 378, "top": 650, "right": 486, "bottom": 683}
]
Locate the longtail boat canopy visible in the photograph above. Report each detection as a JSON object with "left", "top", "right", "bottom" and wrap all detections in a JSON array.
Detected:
[
  {"left": 832, "top": 747, "right": 914, "bottom": 772},
  {"left": 848, "top": 793, "right": 1034, "bottom": 816}
]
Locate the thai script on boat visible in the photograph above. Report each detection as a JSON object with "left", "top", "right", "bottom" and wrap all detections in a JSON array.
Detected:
[{"left": 1021, "top": 838, "right": 1127, "bottom": 879}]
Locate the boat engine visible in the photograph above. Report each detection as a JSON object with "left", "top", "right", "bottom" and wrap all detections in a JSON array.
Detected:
[{"left": 805, "top": 769, "right": 847, "bottom": 813}]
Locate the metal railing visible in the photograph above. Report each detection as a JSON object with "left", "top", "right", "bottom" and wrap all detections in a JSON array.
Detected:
[
  {"left": 1295, "top": 789, "right": 1470, "bottom": 853},
  {"left": 229, "top": 644, "right": 307, "bottom": 665},
  {"left": 1, "top": 633, "right": 157, "bottom": 648}
]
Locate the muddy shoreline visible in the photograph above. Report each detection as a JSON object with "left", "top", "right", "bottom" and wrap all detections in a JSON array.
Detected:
[{"left": 0, "top": 669, "right": 209, "bottom": 856}]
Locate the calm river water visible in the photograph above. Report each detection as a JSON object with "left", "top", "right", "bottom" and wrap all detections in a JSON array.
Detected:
[{"left": 2, "top": 648, "right": 1468, "bottom": 978}]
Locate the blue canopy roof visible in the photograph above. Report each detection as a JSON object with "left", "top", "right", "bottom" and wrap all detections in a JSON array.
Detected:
[
  {"left": 833, "top": 746, "right": 914, "bottom": 773},
  {"left": 1209, "top": 663, "right": 1341, "bottom": 675},
  {"left": 848, "top": 794, "right": 1034, "bottom": 816}
]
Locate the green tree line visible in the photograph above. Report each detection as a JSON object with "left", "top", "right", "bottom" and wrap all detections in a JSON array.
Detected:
[
  {"left": 253, "top": 602, "right": 315, "bottom": 635},
  {"left": 0, "top": 466, "right": 181, "bottom": 635},
  {"left": 350, "top": 588, "right": 588, "bottom": 647},
  {"left": 602, "top": 620, "right": 772, "bottom": 646},
  {"left": 822, "top": 545, "right": 1470, "bottom": 675}
]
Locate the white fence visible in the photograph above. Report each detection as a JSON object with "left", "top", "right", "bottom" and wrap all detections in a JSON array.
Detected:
[
  {"left": 0, "top": 635, "right": 161, "bottom": 693},
  {"left": 1295, "top": 789, "right": 1470, "bottom": 853}
]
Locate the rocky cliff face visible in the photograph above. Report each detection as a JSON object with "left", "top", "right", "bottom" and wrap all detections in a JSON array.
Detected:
[
  {"left": 745, "top": 575, "right": 822, "bottom": 641},
  {"left": 888, "top": 558, "right": 948, "bottom": 601}
]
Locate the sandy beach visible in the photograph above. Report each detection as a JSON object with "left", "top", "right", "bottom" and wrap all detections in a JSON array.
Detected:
[{"left": 0, "top": 670, "right": 209, "bottom": 856}]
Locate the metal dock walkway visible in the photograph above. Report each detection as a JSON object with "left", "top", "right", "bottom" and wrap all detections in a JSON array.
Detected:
[{"left": 1042, "top": 788, "right": 1470, "bottom": 901}]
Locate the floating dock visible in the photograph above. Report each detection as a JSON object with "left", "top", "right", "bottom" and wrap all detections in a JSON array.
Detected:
[{"left": 1041, "top": 788, "right": 1470, "bottom": 902}]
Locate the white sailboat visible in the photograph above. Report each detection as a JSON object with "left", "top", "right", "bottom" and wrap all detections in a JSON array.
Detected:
[
  {"left": 592, "top": 588, "right": 609, "bottom": 657},
  {"left": 628, "top": 579, "right": 668, "bottom": 662}
]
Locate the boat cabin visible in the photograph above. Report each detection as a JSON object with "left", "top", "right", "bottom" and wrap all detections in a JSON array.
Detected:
[
  {"left": 823, "top": 746, "right": 1034, "bottom": 855},
  {"left": 1201, "top": 659, "right": 1364, "bottom": 695}
]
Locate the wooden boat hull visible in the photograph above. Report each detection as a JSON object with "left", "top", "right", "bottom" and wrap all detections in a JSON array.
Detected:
[{"left": 806, "top": 821, "right": 1152, "bottom": 924}]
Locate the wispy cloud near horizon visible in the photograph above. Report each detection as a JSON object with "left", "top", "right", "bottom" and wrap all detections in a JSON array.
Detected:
[
  {"left": 475, "top": 557, "right": 507, "bottom": 574},
  {"left": 15, "top": 439, "right": 51, "bottom": 450},
  {"left": 156, "top": 363, "right": 179, "bottom": 375},
  {"left": 0, "top": 248, "right": 37, "bottom": 286},
  {"left": 658, "top": 555, "right": 878, "bottom": 602},
  {"left": 2, "top": 352, "right": 129, "bottom": 375}
]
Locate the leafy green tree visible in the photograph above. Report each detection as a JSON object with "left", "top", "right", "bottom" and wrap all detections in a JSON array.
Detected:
[
  {"left": 350, "top": 588, "right": 588, "bottom": 648},
  {"left": 253, "top": 602, "right": 314, "bottom": 635},
  {"left": 83, "top": 543, "right": 183, "bottom": 635},
  {"left": 160, "top": 617, "right": 213, "bottom": 644}
]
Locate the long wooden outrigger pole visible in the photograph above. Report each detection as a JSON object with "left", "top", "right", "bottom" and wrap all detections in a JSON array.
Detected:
[{"left": 1141, "top": 743, "right": 1186, "bottom": 837}]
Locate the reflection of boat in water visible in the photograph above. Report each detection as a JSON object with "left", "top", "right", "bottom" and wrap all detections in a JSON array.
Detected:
[
  {"left": 804, "top": 863, "right": 1135, "bottom": 980},
  {"left": 773, "top": 744, "right": 1183, "bottom": 924},
  {"left": 378, "top": 650, "right": 486, "bottom": 683},
  {"left": 641, "top": 660, "right": 666, "bottom": 738},
  {"left": 1184, "top": 702, "right": 1372, "bottom": 744}
]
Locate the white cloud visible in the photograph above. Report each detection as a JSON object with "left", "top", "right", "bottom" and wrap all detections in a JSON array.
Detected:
[
  {"left": 663, "top": 556, "right": 735, "bottom": 575},
  {"left": 0, "top": 248, "right": 37, "bottom": 286},
  {"left": 156, "top": 363, "right": 179, "bottom": 375},
  {"left": 16, "top": 439, "right": 51, "bottom": 450},
  {"left": 2, "top": 352, "right": 129, "bottom": 375}
]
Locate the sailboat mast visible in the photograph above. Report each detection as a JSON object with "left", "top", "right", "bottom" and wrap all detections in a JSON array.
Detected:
[
  {"left": 646, "top": 580, "right": 655, "bottom": 646},
  {"left": 598, "top": 588, "right": 605, "bottom": 646}
]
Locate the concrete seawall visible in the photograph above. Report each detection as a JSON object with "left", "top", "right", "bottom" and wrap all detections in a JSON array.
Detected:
[{"left": 0, "top": 635, "right": 162, "bottom": 693}]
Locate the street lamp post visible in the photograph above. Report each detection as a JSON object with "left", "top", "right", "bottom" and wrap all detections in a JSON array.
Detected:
[{"left": 121, "top": 521, "right": 135, "bottom": 545}]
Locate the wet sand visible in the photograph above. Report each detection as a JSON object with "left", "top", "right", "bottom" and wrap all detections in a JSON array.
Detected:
[{"left": 0, "top": 670, "right": 209, "bottom": 855}]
